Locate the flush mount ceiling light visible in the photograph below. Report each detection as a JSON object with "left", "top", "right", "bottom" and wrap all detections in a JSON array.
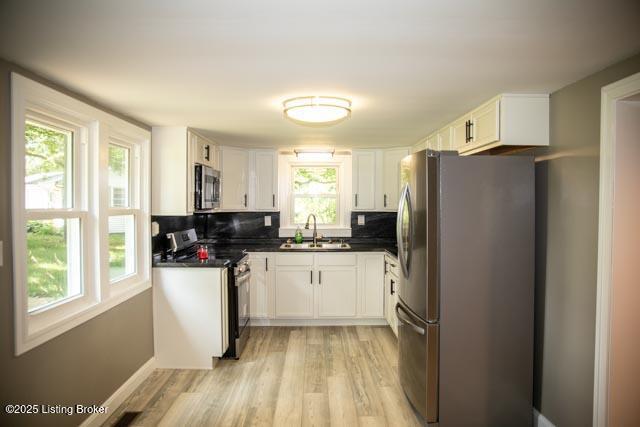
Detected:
[
  {"left": 294, "top": 148, "right": 335, "bottom": 161},
  {"left": 283, "top": 96, "right": 351, "bottom": 126}
]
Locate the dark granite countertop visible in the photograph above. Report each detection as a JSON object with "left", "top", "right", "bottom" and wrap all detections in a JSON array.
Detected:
[
  {"left": 152, "top": 238, "right": 398, "bottom": 268},
  {"left": 205, "top": 238, "right": 398, "bottom": 256}
]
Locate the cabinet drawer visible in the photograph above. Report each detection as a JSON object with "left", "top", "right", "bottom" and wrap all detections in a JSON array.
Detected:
[
  {"left": 276, "top": 253, "right": 314, "bottom": 266},
  {"left": 385, "top": 255, "right": 400, "bottom": 277},
  {"left": 317, "top": 253, "right": 357, "bottom": 266}
]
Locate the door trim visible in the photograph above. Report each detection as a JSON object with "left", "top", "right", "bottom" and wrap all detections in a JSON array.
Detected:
[{"left": 593, "top": 71, "right": 640, "bottom": 427}]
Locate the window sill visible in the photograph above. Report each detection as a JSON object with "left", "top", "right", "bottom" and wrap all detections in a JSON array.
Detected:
[
  {"left": 279, "top": 227, "right": 352, "bottom": 238},
  {"left": 16, "top": 279, "right": 151, "bottom": 356}
]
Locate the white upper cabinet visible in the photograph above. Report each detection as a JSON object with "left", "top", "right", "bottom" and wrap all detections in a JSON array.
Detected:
[
  {"left": 352, "top": 150, "right": 376, "bottom": 210},
  {"left": 381, "top": 148, "right": 409, "bottom": 211},
  {"left": 192, "top": 132, "right": 217, "bottom": 169},
  {"left": 428, "top": 94, "right": 549, "bottom": 155},
  {"left": 450, "top": 115, "right": 470, "bottom": 152},
  {"left": 253, "top": 150, "right": 278, "bottom": 211},
  {"left": 152, "top": 127, "right": 217, "bottom": 215},
  {"left": 470, "top": 98, "right": 500, "bottom": 147},
  {"left": 220, "top": 146, "right": 249, "bottom": 210},
  {"left": 437, "top": 127, "right": 451, "bottom": 150}
]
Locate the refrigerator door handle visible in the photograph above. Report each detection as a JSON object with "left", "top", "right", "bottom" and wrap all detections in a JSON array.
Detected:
[
  {"left": 396, "top": 184, "right": 413, "bottom": 279},
  {"left": 395, "top": 303, "right": 425, "bottom": 335}
]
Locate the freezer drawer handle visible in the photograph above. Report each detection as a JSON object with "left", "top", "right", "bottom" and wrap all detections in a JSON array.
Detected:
[{"left": 395, "top": 303, "right": 425, "bottom": 335}]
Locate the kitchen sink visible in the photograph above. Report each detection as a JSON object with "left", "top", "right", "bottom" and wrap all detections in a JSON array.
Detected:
[{"left": 279, "top": 242, "right": 351, "bottom": 250}]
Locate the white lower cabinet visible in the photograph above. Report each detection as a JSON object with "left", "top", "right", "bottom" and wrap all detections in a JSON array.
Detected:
[
  {"left": 317, "top": 267, "right": 358, "bottom": 318},
  {"left": 384, "top": 254, "right": 401, "bottom": 337},
  {"left": 249, "top": 253, "right": 274, "bottom": 318},
  {"left": 153, "top": 267, "right": 229, "bottom": 368},
  {"left": 358, "top": 253, "right": 385, "bottom": 317},
  {"left": 253, "top": 252, "right": 385, "bottom": 321},
  {"left": 275, "top": 267, "right": 315, "bottom": 318}
]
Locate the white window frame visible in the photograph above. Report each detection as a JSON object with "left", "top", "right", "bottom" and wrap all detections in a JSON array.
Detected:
[
  {"left": 290, "top": 165, "right": 340, "bottom": 226},
  {"left": 278, "top": 153, "right": 352, "bottom": 237},
  {"left": 11, "top": 73, "right": 151, "bottom": 355}
]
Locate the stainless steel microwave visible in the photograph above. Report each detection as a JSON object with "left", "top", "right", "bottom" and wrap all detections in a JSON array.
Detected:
[{"left": 194, "top": 164, "right": 220, "bottom": 211}]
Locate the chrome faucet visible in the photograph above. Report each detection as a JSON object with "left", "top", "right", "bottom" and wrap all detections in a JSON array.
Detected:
[{"left": 305, "top": 214, "right": 318, "bottom": 246}]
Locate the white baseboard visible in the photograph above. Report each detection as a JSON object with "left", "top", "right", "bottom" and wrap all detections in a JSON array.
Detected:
[
  {"left": 80, "top": 357, "right": 156, "bottom": 427},
  {"left": 534, "top": 408, "right": 556, "bottom": 427},
  {"left": 250, "top": 318, "right": 388, "bottom": 326}
]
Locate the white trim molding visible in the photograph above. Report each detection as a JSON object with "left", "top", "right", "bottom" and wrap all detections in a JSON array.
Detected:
[
  {"left": 11, "top": 73, "right": 152, "bottom": 355},
  {"left": 534, "top": 408, "right": 556, "bottom": 427},
  {"left": 251, "top": 318, "right": 388, "bottom": 327},
  {"left": 80, "top": 357, "right": 156, "bottom": 427},
  {"left": 593, "top": 71, "right": 640, "bottom": 427}
]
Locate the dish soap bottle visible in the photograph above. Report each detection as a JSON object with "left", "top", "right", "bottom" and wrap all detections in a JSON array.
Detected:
[{"left": 294, "top": 227, "right": 303, "bottom": 244}]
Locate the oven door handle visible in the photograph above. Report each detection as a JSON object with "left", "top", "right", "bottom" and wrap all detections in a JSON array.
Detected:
[{"left": 235, "top": 271, "right": 251, "bottom": 285}]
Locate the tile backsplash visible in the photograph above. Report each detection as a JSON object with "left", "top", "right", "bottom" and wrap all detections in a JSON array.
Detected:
[
  {"left": 152, "top": 212, "right": 280, "bottom": 253},
  {"left": 152, "top": 211, "right": 395, "bottom": 253},
  {"left": 204, "top": 212, "right": 280, "bottom": 239},
  {"left": 350, "top": 211, "right": 397, "bottom": 239}
]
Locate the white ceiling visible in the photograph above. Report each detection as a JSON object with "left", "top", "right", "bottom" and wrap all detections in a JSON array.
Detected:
[{"left": 1, "top": 0, "right": 639, "bottom": 149}]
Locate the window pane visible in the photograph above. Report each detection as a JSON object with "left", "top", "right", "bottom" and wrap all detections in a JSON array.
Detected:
[
  {"left": 108, "top": 144, "right": 130, "bottom": 208},
  {"left": 109, "top": 215, "right": 136, "bottom": 281},
  {"left": 27, "top": 218, "right": 82, "bottom": 311},
  {"left": 25, "top": 121, "right": 73, "bottom": 209},
  {"left": 293, "top": 167, "right": 337, "bottom": 195},
  {"left": 293, "top": 197, "right": 337, "bottom": 225}
]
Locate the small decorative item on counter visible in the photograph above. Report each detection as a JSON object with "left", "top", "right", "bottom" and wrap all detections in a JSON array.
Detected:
[
  {"left": 294, "top": 227, "right": 303, "bottom": 244},
  {"left": 197, "top": 245, "right": 209, "bottom": 260}
]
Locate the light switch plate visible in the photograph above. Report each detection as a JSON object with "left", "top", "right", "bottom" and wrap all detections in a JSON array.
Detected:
[
  {"left": 264, "top": 216, "right": 272, "bottom": 226},
  {"left": 358, "top": 215, "right": 365, "bottom": 225}
]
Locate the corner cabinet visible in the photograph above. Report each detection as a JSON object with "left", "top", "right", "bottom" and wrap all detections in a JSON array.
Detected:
[
  {"left": 352, "top": 148, "right": 410, "bottom": 212},
  {"left": 152, "top": 126, "right": 218, "bottom": 215},
  {"left": 381, "top": 148, "right": 409, "bottom": 211},
  {"left": 220, "top": 146, "right": 249, "bottom": 210}
]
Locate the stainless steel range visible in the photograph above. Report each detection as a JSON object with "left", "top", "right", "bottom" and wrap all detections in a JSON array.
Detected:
[{"left": 224, "top": 255, "right": 251, "bottom": 359}]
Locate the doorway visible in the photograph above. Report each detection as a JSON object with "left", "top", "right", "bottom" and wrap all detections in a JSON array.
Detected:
[{"left": 594, "top": 72, "right": 640, "bottom": 427}]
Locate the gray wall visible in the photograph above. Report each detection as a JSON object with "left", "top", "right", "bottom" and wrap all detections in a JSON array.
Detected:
[
  {"left": 0, "top": 58, "right": 154, "bottom": 426},
  {"left": 533, "top": 52, "right": 640, "bottom": 426}
]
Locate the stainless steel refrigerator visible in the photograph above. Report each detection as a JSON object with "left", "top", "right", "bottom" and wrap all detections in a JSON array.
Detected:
[{"left": 395, "top": 150, "right": 534, "bottom": 426}]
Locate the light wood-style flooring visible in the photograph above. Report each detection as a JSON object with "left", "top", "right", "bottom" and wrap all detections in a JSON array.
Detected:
[{"left": 105, "top": 326, "right": 422, "bottom": 426}]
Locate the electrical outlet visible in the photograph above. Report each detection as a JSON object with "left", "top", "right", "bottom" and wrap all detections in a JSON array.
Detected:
[
  {"left": 264, "top": 216, "right": 272, "bottom": 226},
  {"left": 358, "top": 215, "right": 365, "bottom": 225}
]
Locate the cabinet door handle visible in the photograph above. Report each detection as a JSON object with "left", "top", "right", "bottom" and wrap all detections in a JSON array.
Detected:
[
  {"left": 355, "top": 193, "right": 358, "bottom": 207},
  {"left": 272, "top": 194, "right": 275, "bottom": 207},
  {"left": 465, "top": 121, "right": 469, "bottom": 143},
  {"left": 244, "top": 194, "right": 247, "bottom": 207},
  {"left": 384, "top": 194, "right": 387, "bottom": 207},
  {"left": 265, "top": 258, "right": 268, "bottom": 271},
  {"left": 390, "top": 279, "right": 395, "bottom": 295},
  {"left": 468, "top": 121, "right": 474, "bottom": 142},
  {"left": 310, "top": 270, "right": 313, "bottom": 285},
  {"left": 319, "top": 270, "right": 322, "bottom": 284},
  {"left": 204, "top": 145, "right": 210, "bottom": 161}
]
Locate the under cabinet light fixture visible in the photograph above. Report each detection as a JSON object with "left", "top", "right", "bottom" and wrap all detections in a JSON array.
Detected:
[{"left": 293, "top": 148, "right": 335, "bottom": 161}]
